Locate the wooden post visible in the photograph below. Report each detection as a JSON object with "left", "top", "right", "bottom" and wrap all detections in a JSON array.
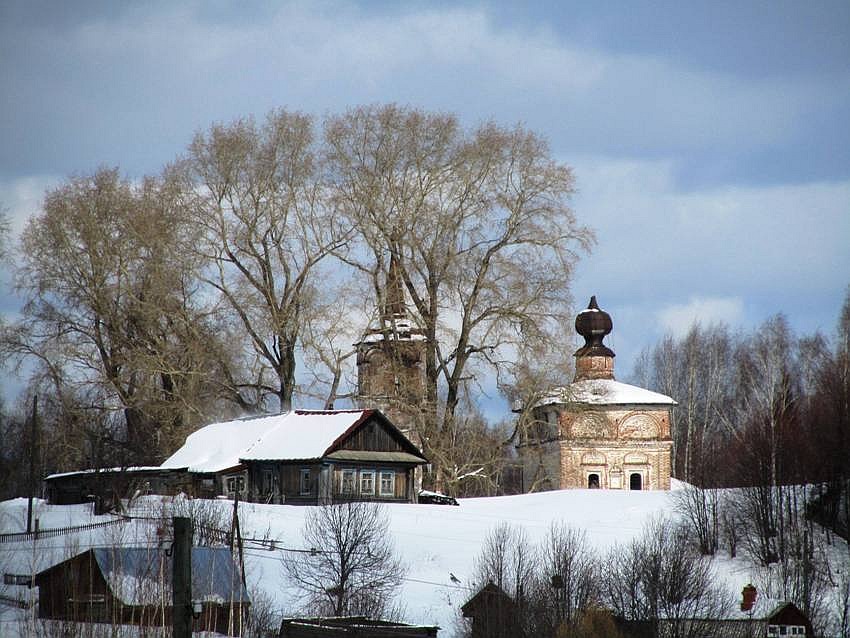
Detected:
[
  {"left": 26, "top": 395, "right": 38, "bottom": 534},
  {"left": 172, "top": 516, "right": 192, "bottom": 638}
]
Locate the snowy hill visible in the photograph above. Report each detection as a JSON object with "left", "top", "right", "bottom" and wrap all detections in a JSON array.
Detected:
[{"left": 1, "top": 485, "right": 846, "bottom": 636}]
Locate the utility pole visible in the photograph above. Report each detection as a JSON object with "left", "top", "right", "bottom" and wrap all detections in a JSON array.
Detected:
[
  {"left": 172, "top": 516, "right": 192, "bottom": 638},
  {"left": 230, "top": 492, "right": 246, "bottom": 588},
  {"left": 26, "top": 395, "right": 38, "bottom": 534}
]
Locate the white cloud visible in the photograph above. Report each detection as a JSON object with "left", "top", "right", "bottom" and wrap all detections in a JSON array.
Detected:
[
  {"left": 572, "top": 157, "right": 850, "bottom": 299},
  {"left": 0, "top": 175, "right": 60, "bottom": 237},
  {"left": 656, "top": 296, "right": 744, "bottom": 338},
  {"left": 569, "top": 156, "right": 850, "bottom": 375}
]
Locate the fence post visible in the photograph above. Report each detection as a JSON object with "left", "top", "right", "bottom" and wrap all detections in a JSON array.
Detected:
[{"left": 172, "top": 516, "right": 192, "bottom": 638}]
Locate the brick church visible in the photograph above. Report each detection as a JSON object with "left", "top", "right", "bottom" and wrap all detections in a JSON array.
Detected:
[{"left": 517, "top": 296, "right": 676, "bottom": 491}]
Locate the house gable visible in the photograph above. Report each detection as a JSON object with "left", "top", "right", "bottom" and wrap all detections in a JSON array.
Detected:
[{"left": 329, "top": 410, "right": 426, "bottom": 460}]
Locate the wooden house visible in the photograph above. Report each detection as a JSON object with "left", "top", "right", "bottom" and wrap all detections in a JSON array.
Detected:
[
  {"left": 34, "top": 546, "right": 250, "bottom": 633},
  {"left": 161, "top": 409, "right": 428, "bottom": 504},
  {"left": 657, "top": 584, "right": 813, "bottom": 637}
]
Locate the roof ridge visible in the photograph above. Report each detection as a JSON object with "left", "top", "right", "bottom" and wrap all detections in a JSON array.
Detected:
[{"left": 294, "top": 408, "right": 366, "bottom": 415}]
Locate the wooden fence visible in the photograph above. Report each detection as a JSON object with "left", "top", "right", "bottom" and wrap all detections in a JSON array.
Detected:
[{"left": 0, "top": 517, "right": 127, "bottom": 544}]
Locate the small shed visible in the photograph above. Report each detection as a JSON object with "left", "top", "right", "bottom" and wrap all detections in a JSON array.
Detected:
[
  {"left": 461, "top": 582, "right": 523, "bottom": 638},
  {"left": 43, "top": 466, "right": 188, "bottom": 507},
  {"left": 34, "top": 546, "right": 250, "bottom": 633},
  {"left": 279, "top": 616, "right": 439, "bottom": 637}
]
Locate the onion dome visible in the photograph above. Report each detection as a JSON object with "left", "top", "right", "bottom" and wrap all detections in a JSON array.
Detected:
[{"left": 574, "top": 296, "right": 615, "bottom": 358}]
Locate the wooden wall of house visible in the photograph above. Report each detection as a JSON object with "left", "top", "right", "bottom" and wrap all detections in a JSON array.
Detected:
[
  {"left": 278, "top": 462, "right": 322, "bottom": 504},
  {"left": 247, "top": 462, "right": 282, "bottom": 504},
  {"left": 330, "top": 464, "right": 411, "bottom": 501},
  {"left": 338, "top": 418, "right": 409, "bottom": 453},
  {"left": 44, "top": 471, "right": 190, "bottom": 505},
  {"left": 36, "top": 552, "right": 112, "bottom": 622},
  {"left": 254, "top": 462, "right": 416, "bottom": 504}
]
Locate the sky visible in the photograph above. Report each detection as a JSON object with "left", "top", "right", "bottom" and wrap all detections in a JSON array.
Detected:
[{"left": 1, "top": 0, "right": 849, "bottom": 404}]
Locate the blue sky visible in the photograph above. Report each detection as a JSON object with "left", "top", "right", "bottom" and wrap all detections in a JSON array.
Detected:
[{"left": 1, "top": 0, "right": 848, "bottom": 400}]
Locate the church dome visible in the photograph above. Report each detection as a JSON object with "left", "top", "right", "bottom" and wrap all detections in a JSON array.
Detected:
[{"left": 574, "top": 295, "right": 615, "bottom": 358}]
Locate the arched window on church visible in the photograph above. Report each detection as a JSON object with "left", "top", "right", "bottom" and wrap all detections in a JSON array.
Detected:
[
  {"left": 629, "top": 473, "right": 642, "bottom": 491},
  {"left": 588, "top": 473, "right": 600, "bottom": 489}
]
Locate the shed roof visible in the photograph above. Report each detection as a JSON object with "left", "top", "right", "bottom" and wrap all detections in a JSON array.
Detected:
[
  {"left": 37, "top": 547, "right": 249, "bottom": 606},
  {"left": 44, "top": 466, "right": 169, "bottom": 481}
]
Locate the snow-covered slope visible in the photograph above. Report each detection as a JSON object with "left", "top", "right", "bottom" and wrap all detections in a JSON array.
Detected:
[
  {"left": 0, "top": 488, "right": 677, "bottom": 633},
  {"left": 1, "top": 485, "right": 845, "bottom": 636}
]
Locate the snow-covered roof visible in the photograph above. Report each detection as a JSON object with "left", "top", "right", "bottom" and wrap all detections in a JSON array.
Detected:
[
  {"left": 44, "top": 466, "right": 168, "bottom": 481},
  {"left": 725, "top": 597, "right": 792, "bottom": 621},
  {"left": 533, "top": 379, "right": 677, "bottom": 408},
  {"left": 161, "top": 409, "right": 388, "bottom": 472},
  {"left": 91, "top": 547, "right": 249, "bottom": 605},
  {"left": 659, "top": 597, "right": 795, "bottom": 622},
  {"left": 160, "top": 413, "right": 286, "bottom": 473},
  {"left": 241, "top": 409, "right": 372, "bottom": 461}
]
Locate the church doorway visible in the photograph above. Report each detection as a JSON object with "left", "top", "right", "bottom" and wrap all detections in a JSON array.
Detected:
[
  {"left": 629, "top": 473, "right": 642, "bottom": 491},
  {"left": 588, "top": 473, "right": 600, "bottom": 489}
]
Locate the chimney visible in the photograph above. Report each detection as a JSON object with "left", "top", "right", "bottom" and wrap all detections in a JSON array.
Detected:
[{"left": 740, "top": 583, "right": 757, "bottom": 612}]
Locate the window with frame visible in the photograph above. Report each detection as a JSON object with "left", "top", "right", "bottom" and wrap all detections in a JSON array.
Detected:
[
  {"left": 360, "top": 470, "right": 375, "bottom": 496},
  {"left": 380, "top": 471, "right": 395, "bottom": 497},
  {"left": 226, "top": 475, "right": 245, "bottom": 495},
  {"left": 341, "top": 469, "right": 356, "bottom": 494},
  {"left": 300, "top": 469, "right": 312, "bottom": 495}
]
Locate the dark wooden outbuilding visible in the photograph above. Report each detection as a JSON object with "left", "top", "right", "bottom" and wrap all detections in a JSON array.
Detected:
[
  {"left": 43, "top": 466, "right": 189, "bottom": 508},
  {"left": 34, "top": 546, "right": 250, "bottom": 633},
  {"left": 461, "top": 582, "right": 523, "bottom": 638}
]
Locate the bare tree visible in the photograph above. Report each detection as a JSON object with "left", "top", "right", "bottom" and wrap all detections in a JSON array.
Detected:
[
  {"left": 673, "top": 484, "right": 719, "bottom": 556},
  {"left": 831, "top": 567, "right": 850, "bottom": 638},
  {"left": 325, "top": 104, "right": 593, "bottom": 488},
  {"left": 7, "top": 169, "right": 224, "bottom": 462},
  {"left": 602, "top": 518, "right": 731, "bottom": 638},
  {"left": 469, "top": 522, "right": 606, "bottom": 637},
  {"left": 474, "top": 522, "right": 538, "bottom": 606},
  {"left": 283, "top": 501, "right": 405, "bottom": 617},
  {"left": 631, "top": 323, "right": 736, "bottom": 484},
  {"left": 537, "top": 523, "right": 599, "bottom": 633},
  {"left": 0, "top": 206, "right": 10, "bottom": 261},
  {"left": 178, "top": 110, "right": 351, "bottom": 412},
  {"left": 471, "top": 522, "right": 538, "bottom": 636},
  {"left": 802, "top": 287, "right": 850, "bottom": 541}
]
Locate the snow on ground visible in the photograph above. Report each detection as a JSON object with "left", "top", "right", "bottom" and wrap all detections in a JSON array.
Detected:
[
  {"left": 0, "top": 489, "right": 679, "bottom": 633},
  {"left": 1, "top": 486, "right": 847, "bottom": 636}
]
